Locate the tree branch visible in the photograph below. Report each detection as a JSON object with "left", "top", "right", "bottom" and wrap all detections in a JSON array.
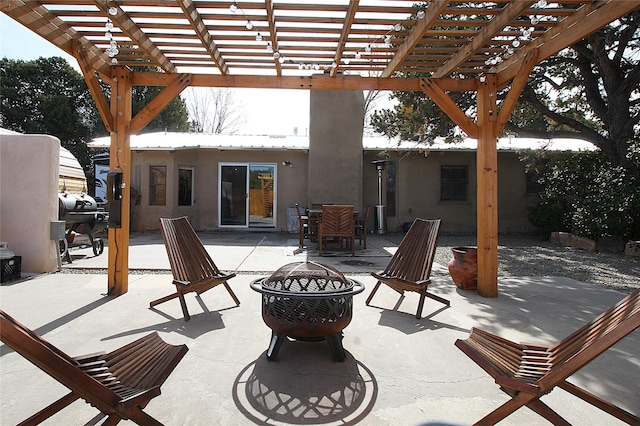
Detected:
[
  {"left": 503, "top": 122, "right": 600, "bottom": 144},
  {"left": 571, "top": 41, "right": 609, "bottom": 123},
  {"left": 519, "top": 84, "right": 607, "bottom": 148}
]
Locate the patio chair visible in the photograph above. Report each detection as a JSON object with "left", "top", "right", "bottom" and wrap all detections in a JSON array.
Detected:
[
  {"left": 0, "top": 309, "right": 188, "bottom": 425},
  {"left": 152, "top": 216, "right": 240, "bottom": 321},
  {"left": 295, "top": 203, "right": 310, "bottom": 248},
  {"left": 355, "top": 205, "right": 372, "bottom": 249},
  {"left": 366, "top": 218, "right": 448, "bottom": 319},
  {"left": 455, "top": 289, "right": 640, "bottom": 425},
  {"left": 318, "top": 205, "right": 355, "bottom": 256}
]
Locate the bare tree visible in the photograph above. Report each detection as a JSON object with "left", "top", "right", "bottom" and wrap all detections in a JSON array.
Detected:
[
  {"left": 364, "top": 90, "right": 395, "bottom": 133},
  {"left": 184, "top": 87, "right": 247, "bottom": 134}
]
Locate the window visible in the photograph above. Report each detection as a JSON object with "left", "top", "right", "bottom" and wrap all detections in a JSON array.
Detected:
[
  {"left": 440, "top": 165, "right": 468, "bottom": 201},
  {"left": 178, "top": 167, "right": 194, "bottom": 206},
  {"left": 149, "top": 166, "right": 166, "bottom": 205}
]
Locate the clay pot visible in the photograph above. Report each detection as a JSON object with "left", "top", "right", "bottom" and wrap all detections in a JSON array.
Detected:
[{"left": 448, "top": 246, "right": 478, "bottom": 290}]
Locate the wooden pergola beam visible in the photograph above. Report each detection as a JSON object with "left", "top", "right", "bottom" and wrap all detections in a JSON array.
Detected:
[
  {"left": 496, "top": 49, "right": 538, "bottom": 134},
  {"left": 177, "top": 0, "right": 228, "bottom": 75},
  {"left": 107, "top": 66, "right": 132, "bottom": 296},
  {"left": 381, "top": 0, "right": 448, "bottom": 78},
  {"left": 97, "top": 1, "right": 176, "bottom": 74},
  {"left": 129, "top": 74, "right": 192, "bottom": 135},
  {"left": 497, "top": 0, "right": 640, "bottom": 86},
  {"left": 264, "top": 0, "right": 282, "bottom": 76},
  {"left": 420, "top": 78, "right": 479, "bottom": 139},
  {"left": 432, "top": 1, "right": 536, "bottom": 79},
  {"left": 476, "top": 74, "right": 499, "bottom": 298},
  {"left": 330, "top": 0, "right": 359, "bottom": 78},
  {"left": 73, "top": 40, "right": 113, "bottom": 133},
  {"left": 1, "top": 0, "right": 112, "bottom": 78},
  {"left": 130, "top": 72, "right": 477, "bottom": 92}
]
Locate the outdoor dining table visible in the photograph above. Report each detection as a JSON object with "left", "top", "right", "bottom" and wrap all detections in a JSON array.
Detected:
[{"left": 307, "top": 206, "right": 359, "bottom": 247}]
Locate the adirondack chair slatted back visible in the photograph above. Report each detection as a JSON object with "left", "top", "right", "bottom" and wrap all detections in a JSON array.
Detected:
[
  {"left": 155, "top": 216, "right": 238, "bottom": 321},
  {"left": 367, "top": 218, "right": 447, "bottom": 318},
  {"left": 384, "top": 218, "right": 441, "bottom": 282},
  {"left": 0, "top": 310, "right": 119, "bottom": 413},
  {"left": 96, "top": 334, "right": 186, "bottom": 392},
  {"left": 455, "top": 289, "right": 640, "bottom": 425},
  {"left": 541, "top": 289, "right": 640, "bottom": 388},
  {"left": 160, "top": 216, "right": 220, "bottom": 284},
  {"left": 0, "top": 310, "right": 188, "bottom": 423}
]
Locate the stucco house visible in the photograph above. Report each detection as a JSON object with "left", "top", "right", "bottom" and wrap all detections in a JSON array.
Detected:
[{"left": 88, "top": 130, "right": 594, "bottom": 235}]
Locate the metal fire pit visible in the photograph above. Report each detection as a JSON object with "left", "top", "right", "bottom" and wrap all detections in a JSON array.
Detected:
[{"left": 251, "top": 261, "right": 364, "bottom": 362}]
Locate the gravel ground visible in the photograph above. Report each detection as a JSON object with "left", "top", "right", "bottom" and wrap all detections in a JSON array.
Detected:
[
  {"left": 61, "top": 232, "right": 639, "bottom": 294},
  {"left": 431, "top": 234, "right": 640, "bottom": 294}
]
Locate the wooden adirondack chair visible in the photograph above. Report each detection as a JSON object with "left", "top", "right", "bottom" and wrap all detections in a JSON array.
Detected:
[
  {"left": 151, "top": 216, "right": 239, "bottom": 321},
  {"left": 366, "top": 218, "right": 448, "bottom": 319},
  {"left": 456, "top": 289, "right": 640, "bottom": 425},
  {"left": 0, "top": 310, "right": 188, "bottom": 425}
]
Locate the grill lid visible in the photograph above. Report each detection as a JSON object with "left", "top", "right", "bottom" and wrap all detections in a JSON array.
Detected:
[{"left": 262, "top": 261, "right": 352, "bottom": 293}]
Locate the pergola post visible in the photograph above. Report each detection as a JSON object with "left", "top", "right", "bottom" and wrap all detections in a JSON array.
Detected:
[
  {"left": 107, "top": 66, "right": 132, "bottom": 295},
  {"left": 476, "top": 74, "right": 499, "bottom": 298}
]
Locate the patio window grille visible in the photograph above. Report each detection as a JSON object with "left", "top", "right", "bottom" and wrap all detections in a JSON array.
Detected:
[
  {"left": 149, "top": 166, "right": 166, "bottom": 205},
  {"left": 440, "top": 165, "right": 468, "bottom": 202}
]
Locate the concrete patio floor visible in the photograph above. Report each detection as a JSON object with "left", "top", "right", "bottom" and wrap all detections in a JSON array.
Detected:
[{"left": 1, "top": 232, "right": 638, "bottom": 425}]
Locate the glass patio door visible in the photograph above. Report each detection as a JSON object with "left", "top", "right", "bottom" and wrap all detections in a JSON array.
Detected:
[
  {"left": 219, "top": 163, "right": 276, "bottom": 228},
  {"left": 220, "top": 164, "right": 248, "bottom": 227}
]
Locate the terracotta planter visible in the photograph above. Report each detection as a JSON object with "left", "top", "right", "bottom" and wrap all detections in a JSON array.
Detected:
[{"left": 448, "top": 246, "right": 478, "bottom": 290}]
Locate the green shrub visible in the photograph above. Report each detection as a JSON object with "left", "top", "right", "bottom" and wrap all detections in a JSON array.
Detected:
[{"left": 521, "top": 148, "right": 640, "bottom": 240}]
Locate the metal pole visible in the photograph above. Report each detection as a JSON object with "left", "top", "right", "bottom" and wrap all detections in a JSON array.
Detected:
[{"left": 372, "top": 160, "right": 387, "bottom": 234}]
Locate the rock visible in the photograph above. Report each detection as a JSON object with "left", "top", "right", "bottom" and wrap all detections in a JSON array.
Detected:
[
  {"left": 570, "top": 235, "right": 597, "bottom": 252},
  {"left": 597, "top": 236, "right": 626, "bottom": 254},
  {"left": 550, "top": 231, "right": 572, "bottom": 246},
  {"left": 625, "top": 241, "right": 640, "bottom": 257}
]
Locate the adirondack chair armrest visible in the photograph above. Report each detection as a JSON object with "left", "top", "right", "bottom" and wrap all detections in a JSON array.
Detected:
[
  {"left": 372, "top": 272, "right": 430, "bottom": 287},
  {"left": 210, "top": 271, "right": 236, "bottom": 281}
]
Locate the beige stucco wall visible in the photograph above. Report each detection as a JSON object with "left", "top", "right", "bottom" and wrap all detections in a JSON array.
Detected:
[
  {"left": 308, "top": 91, "right": 364, "bottom": 207},
  {"left": 363, "top": 149, "right": 537, "bottom": 234},
  {"left": 129, "top": 148, "right": 309, "bottom": 232},
  {"left": 0, "top": 134, "right": 60, "bottom": 274},
  {"left": 128, "top": 145, "right": 536, "bottom": 235}
]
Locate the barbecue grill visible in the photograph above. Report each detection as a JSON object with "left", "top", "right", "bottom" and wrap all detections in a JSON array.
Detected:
[
  {"left": 251, "top": 261, "right": 364, "bottom": 362},
  {"left": 58, "top": 192, "right": 107, "bottom": 261}
]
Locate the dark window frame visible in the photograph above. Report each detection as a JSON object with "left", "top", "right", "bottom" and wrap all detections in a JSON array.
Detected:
[
  {"left": 440, "top": 165, "right": 469, "bottom": 202},
  {"left": 178, "top": 166, "right": 194, "bottom": 206},
  {"left": 149, "top": 165, "right": 167, "bottom": 206}
]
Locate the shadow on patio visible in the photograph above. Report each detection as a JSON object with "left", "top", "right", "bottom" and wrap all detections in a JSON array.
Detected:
[{"left": 1, "top": 233, "right": 638, "bottom": 424}]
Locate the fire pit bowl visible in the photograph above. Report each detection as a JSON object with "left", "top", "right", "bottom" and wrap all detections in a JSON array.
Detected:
[{"left": 251, "top": 261, "right": 364, "bottom": 362}]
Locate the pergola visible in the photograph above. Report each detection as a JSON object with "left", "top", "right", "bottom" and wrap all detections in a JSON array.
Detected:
[{"left": 3, "top": 0, "right": 638, "bottom": 297}]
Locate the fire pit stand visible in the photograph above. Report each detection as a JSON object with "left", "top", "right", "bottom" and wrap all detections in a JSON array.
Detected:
[{"left": 251, "top": 261, "right": 364, "bottom": 362}]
